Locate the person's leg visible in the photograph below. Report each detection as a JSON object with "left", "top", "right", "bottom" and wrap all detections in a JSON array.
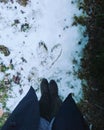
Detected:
[
  {"left": 1, "top": 87, "right": 40, "bottom": 130},
  {"left": 52, "top": 94, "right": 89, "bottom": 130},
  {"left": 49, "top": 80, "right": 62, "bottom": 120},
  {"left": 39, "top": 78, "right": 51, "bottom": 121},
  {"left": 39, "top": 79, "right": 62, "bottom": 122}
]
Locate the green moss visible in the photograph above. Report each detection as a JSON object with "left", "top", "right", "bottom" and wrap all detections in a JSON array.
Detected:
[
  {"left": 17, "top": 0, "right": 29, "bottom": 6},
  {"left": 21, "top": 23, "right": 30, "bottom": 32},
  {"left": 0, "top": 45, "right": 10, "bottom": 56},
  {"left": 0, "top": 113, "right": 9, "bottom": 129},
  {"left": 0, "top": 0, "right": 29, "bottom": 6},
  {"left": 0, "top": 63, "right": 14, "bottom": 72},
  {"left": 0, "top": 85, "right": 8, "bottom": 105},
  {"left": 0, "top": 80, "right": 10, "bottom": 128},
  {"left": 72, "top": 15, "right": 87, "bottom": 26}
]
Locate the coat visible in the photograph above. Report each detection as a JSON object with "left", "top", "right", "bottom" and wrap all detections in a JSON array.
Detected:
[
  {"left": 1, "top": 87, "right": 40, "bottom": 130},
  {"left": 1, "top": 87, "right": 89, "bottom": 130},
  {"left": 52, "top": 94, "right": 89, "bottom": 130}
]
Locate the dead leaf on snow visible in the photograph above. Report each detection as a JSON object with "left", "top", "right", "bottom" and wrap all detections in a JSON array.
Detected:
[{"left": 0, "top": 109, "right": 4, "bottom": 118}]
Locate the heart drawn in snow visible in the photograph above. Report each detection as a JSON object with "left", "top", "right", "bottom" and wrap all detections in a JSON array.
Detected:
[{"left": 37, "top": 41, "right": 62, "bottom": 68}]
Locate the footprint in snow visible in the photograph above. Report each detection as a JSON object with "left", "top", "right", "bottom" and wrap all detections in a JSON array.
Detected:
[{"left": 37, "top": 41, "right": 48, "bottom": 66}]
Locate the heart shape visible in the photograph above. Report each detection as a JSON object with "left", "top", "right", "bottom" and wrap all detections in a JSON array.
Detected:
[{"left": 37, "top": 41, "right": 62, "bottom": 68}]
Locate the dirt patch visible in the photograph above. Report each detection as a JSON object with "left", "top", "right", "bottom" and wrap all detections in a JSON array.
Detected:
[
  {"left": 74, "top": 0, "right": 104, "bottom": 129},
  {"left": 0, "top": 45, "right": 10, "bottom": 56},
  {"left": 0, "top": 0, "right": 29, "bottom": 6},
  {"left": 16, "top": 0, "right": 29, "bottom": 6}
]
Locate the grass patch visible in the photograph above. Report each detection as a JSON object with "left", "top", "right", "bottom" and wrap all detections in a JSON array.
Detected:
[{"left": 73, "top": 0, "right": 104, "bottom": 129}]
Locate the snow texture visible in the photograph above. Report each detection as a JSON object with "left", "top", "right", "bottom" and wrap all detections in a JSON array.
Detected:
[{"left": 0, "top": 0, "right": 88, "bottom": 111}]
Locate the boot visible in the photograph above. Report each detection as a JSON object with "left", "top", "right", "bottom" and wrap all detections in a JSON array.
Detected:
[
  {"left": 49, "top": 80, "right": 62, "bottom": 120},
  {"left": 39, "top": 78, "right": 51, "bottom": 121}
]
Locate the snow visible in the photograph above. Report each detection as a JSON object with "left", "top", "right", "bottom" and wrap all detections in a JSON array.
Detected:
[{"left": 0, "top": 0, "right": 88, "bottom": 111}]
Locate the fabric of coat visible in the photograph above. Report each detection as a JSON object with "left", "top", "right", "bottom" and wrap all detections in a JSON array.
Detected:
[
  {"left": 1, "top": 87, "right": 89, "bottom": 130},
  {"left": 52, "top": 94, "right": 89, "bottom": 130},
  {"left": 1, "top": 87, "right": 40, "bottom": 130}
]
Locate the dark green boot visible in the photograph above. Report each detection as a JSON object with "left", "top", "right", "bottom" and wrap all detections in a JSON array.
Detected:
[
  {"left": 39, "top": 78, "right": 51, "bottom": 121},
  {"left": 49, "top": 80, "right": 62, "bottom": 120}
]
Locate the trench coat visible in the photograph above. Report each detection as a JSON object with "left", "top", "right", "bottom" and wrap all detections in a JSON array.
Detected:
[
  {"left": 1, "top": 87, "right": 40, "bottom": 130},
  {"left": 1, "top": 87, "right": 89, "bottom": 130}
]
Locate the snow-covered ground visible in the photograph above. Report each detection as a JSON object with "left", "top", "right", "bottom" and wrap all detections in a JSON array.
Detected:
[{"left": 0, "top": 0, "right": 87, "bottom": 111}]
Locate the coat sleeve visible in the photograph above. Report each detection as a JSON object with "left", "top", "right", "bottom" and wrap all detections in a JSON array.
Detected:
[
  {"left": 52, "top": 94, "right": 89, "bottom": 130},
  {"left": 1, "top": 87, "right": 40, "bottom": 130}
]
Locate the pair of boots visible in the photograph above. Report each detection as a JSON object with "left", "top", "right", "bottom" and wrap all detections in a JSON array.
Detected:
[{"left": 39, "top": 78, "right": 62, "bottom": 121}]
